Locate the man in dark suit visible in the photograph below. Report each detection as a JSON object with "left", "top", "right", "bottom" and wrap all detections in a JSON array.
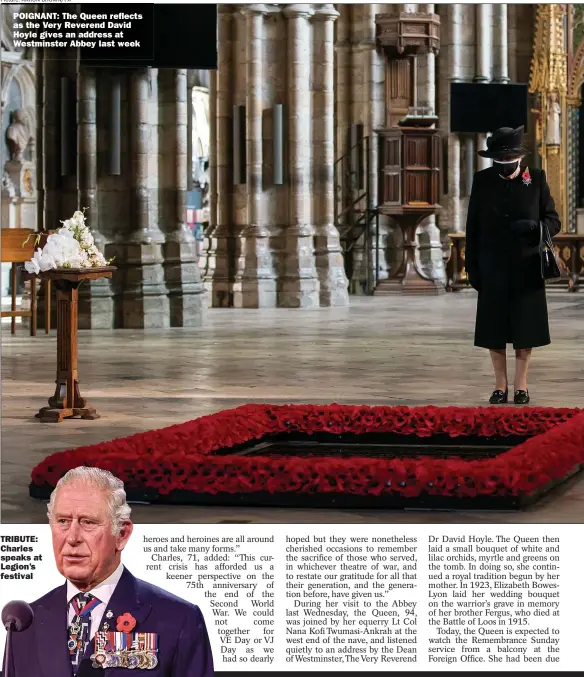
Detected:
[{"left": 3, "top": 467, "right": 214, "bottom": 676}]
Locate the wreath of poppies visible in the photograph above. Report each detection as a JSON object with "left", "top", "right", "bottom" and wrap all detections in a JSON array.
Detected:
[{"left": 30, "top": 404, "right": 584, "bottom": 502}]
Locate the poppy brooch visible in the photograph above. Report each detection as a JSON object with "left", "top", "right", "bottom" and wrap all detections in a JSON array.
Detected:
[
  {"left": 522, "top": 167, "right": 532, "bottom": 186},
  {"left": 116, "top": 612, "right": 137, "bottom": 632}
]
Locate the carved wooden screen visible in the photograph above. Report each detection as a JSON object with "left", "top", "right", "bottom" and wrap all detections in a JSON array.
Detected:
[
  {"left": 403, "top": 132, "right": 440, "bottom": 206},
  {"left": 379, "top": 133, "right": 402, "bottom": 205},
  {"left": 385, "top": 58, "right": 414, "bottom": 127}
]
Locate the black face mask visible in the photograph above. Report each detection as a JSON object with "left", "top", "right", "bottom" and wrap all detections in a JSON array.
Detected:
[{"left": 494, "top": 160, "right": 520, "bottom": 177}]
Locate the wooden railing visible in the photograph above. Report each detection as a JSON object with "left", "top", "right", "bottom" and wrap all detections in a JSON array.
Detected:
[{"left": 445, "top": 233, "right": 584, "bottom": 292}]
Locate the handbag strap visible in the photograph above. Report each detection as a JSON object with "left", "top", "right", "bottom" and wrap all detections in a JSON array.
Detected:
[{"left": 540, "top": 221, "right": 554, "bottom": 250}]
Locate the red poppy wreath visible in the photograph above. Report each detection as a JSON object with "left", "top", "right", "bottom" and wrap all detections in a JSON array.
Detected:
[{"left": 29, "top": 405, "right": 584, "bottom": 508}]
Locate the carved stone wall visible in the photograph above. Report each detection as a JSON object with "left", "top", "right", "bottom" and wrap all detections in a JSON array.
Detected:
[{"left": 33, "top": 51, "right": 206, "bottom": 329}]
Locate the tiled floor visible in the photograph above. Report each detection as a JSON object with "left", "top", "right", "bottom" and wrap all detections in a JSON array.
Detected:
[{"left": 2, "top": 291, "right": 583, "bottom": 524}]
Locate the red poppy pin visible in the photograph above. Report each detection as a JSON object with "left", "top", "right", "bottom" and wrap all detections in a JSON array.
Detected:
[
  {"left": 116, "top": 612, "right": 137, "bottom": 632},
  {"left": 522, "top": 167, "right": 532, "bottom": 186}
]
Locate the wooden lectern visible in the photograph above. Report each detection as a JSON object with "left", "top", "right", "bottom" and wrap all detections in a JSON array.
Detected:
[
  {"left": 23, "top": 267, "right": 115, "bottom": 422},
  {"left": 375, "top": 125, "right": 443, "bottom": 294}
]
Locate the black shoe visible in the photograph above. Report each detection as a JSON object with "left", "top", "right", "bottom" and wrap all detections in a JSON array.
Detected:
[
  {"left": 489, "top": 389, "right": 508, "bottom": 404},
  {"left": 514, "top": 390, "right": 530, "bottom": 405}
]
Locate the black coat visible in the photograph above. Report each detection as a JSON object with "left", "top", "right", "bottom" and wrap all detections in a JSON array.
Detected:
[{"left": 465, "top": 166, "right": 561, "bottom": 350}]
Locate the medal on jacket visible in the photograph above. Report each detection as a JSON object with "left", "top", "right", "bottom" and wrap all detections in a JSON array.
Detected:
[
  {"left": 90, "top": 630, "right": 159, "bottom": 670},
  {"left": 522, "top": 167, "right": 532, "bottom": 185}
]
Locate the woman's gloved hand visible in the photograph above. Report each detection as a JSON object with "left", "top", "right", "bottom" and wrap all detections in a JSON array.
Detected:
[{"left": 509, "top": 218, "right": 538, "bottom": 234}]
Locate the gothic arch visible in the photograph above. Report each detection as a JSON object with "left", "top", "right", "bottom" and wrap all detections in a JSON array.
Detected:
[
  {"left": 568, "top": 38, "right": 584, "bottom": 104},
  {"left": 2, "top": 60, "right": 36, "bottom": 111},
  {"left": 1, "top": 61, "right": 36, "bottom": 162}
]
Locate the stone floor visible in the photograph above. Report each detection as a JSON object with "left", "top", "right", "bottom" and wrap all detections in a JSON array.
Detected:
[{"left": 2, "top": 291, "right": 584, "bottom": 525}]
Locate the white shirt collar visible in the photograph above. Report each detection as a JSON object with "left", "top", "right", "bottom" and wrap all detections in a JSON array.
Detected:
[{"left": 66, "top": 562, "right": 124, "bottom": 606}]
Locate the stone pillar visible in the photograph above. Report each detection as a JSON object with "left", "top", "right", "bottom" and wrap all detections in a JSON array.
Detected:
[
  {"left": 348, "top": 5, "right": 369, "bottom": 293},
  {"left": 492, "top": 4, "right": 509, "bottom": 83},
  {"left": 205, "top": 6, "right": 234, "bottom": 307},
  {"left": 442, "top": 5, "right": 462, "bottom": 232},
  {"left": 233, "top": 5, "right": 278, "bottom": 307},
  {"left": 475, "top": 4, "right": 492, "bottom": 171},
  {"left": 312, "top": 4, "right": 349, "bottom": 306},
  {"left": 416, "top": 4, "right": 444, "bottom": 283},
  {"left": 474, "top": 4, "right": 492, "bottom": 83},
  {"left": 42, "top": 53, "right": 61, "bottom": 232},
  {"left": 161, "top": 69, "right": 206, "bottom": 326},
  {"left": 34, "top": 49, "right": 44, "bottom": 233},
  {"left": 335, "top": 6, "right": 351, "bottom": 169},
  {"left": 279, "top": 4, "right": 319, "bottom": 307},
  {"left": 35, "top": 50, "right": 62, "bottom": 329},
  {"left": 199, "top": 68, "right": 218, "bottom": 280},
  {"left": 507, "top": 4, "right": 518, "bottom": 84},
  {"left": 77, "top": 67, "right": 114, "bottom": 329},
  {"left": 362, "top": 3, "right": 389, "bottom": 285},
  {"left": 334, "top": 6, "right": 357, "bottom": 289},
  {"left": 113, "top": 68, "right": 169, "bottom": 329}
]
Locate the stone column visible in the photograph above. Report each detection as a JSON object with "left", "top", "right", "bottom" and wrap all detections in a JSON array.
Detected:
[
  {"left": 348, "top": 5, "right": 369, "bottom": 293},
  {"left": 233, "top": 5, "right": 277, "bottom": 307},
  {"left": 113, "top": 68, "right": 169, "bottom": 329},
  {"left": 416, "top": 4, "right": 444, "bottom": 283},
  {"left": 474, "top": 4, "right": 492, "bottom": 83},
  {"left": 77, "top": 67, "right": 114, "bottom": 329},
  {"left": 361, "top": 3, "right": 389, "bottom": 285},
  {"left": 199, "top": 68, "right": 218, "bottom": 280},
  {"left": 34, "top": 49, "right": 44, "bottom": 233},
  {"left": 335, "top": 6, "right": 351, "bottom": 169},
  {"left": 205, "top": 6, "right": 234, "bottom": 307},
  {"left": 492, "top": 4, "right": 509, "bottom": 83},
  {"left": 312, "top": 4, "right": 349, "bottom": 306},
  {"left": 161, "top": 69, "right": 206, "bottom": 326},
  {"left": 279, "top": 4, "right": 319, "bottom": 307},
  {"left": 443, "top": 4, "right": 462, "bottom": 232},
  {"left": 475, "top": 4, "right": 492, "bottom": 171},
  {"left": 35, "top": 50, "right": 62, "bottom": 329},
  {"left": 507, "top": 4, "right": 518, "bottom": 83},
  {"left": 42, "top": 53, "right": 61, "bottom": 232}
]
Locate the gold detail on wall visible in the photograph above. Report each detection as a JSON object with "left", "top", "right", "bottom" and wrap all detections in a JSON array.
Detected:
[
  {"left": 568, "top": 6, "right": 584, "bottom": 105},
  {"left": 529, "top": 4, "right": 569, "bottom": 231}
]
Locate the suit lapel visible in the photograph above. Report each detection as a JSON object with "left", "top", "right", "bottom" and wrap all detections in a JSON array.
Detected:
[
  {"left": 34, "top": 584, "right": 73, "bottom": 677},
  {"left": 82, "top": 568, "right": 152, "bottom": 663}
]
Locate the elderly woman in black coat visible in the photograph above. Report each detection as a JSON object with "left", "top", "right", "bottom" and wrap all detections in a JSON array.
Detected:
[{"left": 465, "top": 126, "right": 561, "bottom": 405}]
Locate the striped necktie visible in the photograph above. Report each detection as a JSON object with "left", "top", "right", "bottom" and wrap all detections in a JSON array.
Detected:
[{"left": 68, "top": 592, "right": 100, "bottom": 673}]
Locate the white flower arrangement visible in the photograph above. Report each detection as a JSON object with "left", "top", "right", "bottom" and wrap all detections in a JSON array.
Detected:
[{"left": 24, "top": 209, "right": 111, "bottom": 275}]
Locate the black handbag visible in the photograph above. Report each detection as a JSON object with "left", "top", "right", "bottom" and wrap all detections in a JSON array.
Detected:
[{"left": 539, "top": 221, "right": 561, "bottom": 280}]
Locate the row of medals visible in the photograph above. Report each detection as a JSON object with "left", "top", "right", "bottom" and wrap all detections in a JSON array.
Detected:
[
  {"left": 90, "top": 648, "right": 159, "bottom": 670},
  {"left": 83, "top": 621, "right": 158, "bottom": 670}
]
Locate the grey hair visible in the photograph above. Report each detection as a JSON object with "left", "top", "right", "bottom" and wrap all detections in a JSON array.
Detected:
[{"left": 47, "top": 467, "right": 132, "bottom": 535}]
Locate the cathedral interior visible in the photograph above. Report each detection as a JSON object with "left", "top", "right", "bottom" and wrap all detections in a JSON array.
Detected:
[{"left": 1, "top": 4, "right": 584, "bottom": 524}]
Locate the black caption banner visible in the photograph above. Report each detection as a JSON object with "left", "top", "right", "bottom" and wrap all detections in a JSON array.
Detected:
[
  {"left": 8, "top": 4, "right": 217, "bottom": 70},
  {"left": 11, "top": 4, "right": 154, "bottom": 62}
]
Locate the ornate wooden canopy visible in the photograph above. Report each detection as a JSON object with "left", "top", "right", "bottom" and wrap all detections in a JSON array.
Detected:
[{"left": 375, "top": 12, "right": 440, "bottom": 57}]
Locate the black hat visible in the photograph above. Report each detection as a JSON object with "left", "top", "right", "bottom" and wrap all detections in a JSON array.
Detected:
[{"left": 478, "top": 126, "right": 527, "bottom": 161}]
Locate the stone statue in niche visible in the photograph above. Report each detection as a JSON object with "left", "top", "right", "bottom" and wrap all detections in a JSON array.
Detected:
[
  {"left": 5, "top": 108, "right": 31, "bottom": 162},
  {"left": 545, "top": 93, "right": 561, "bottom": 147}
]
